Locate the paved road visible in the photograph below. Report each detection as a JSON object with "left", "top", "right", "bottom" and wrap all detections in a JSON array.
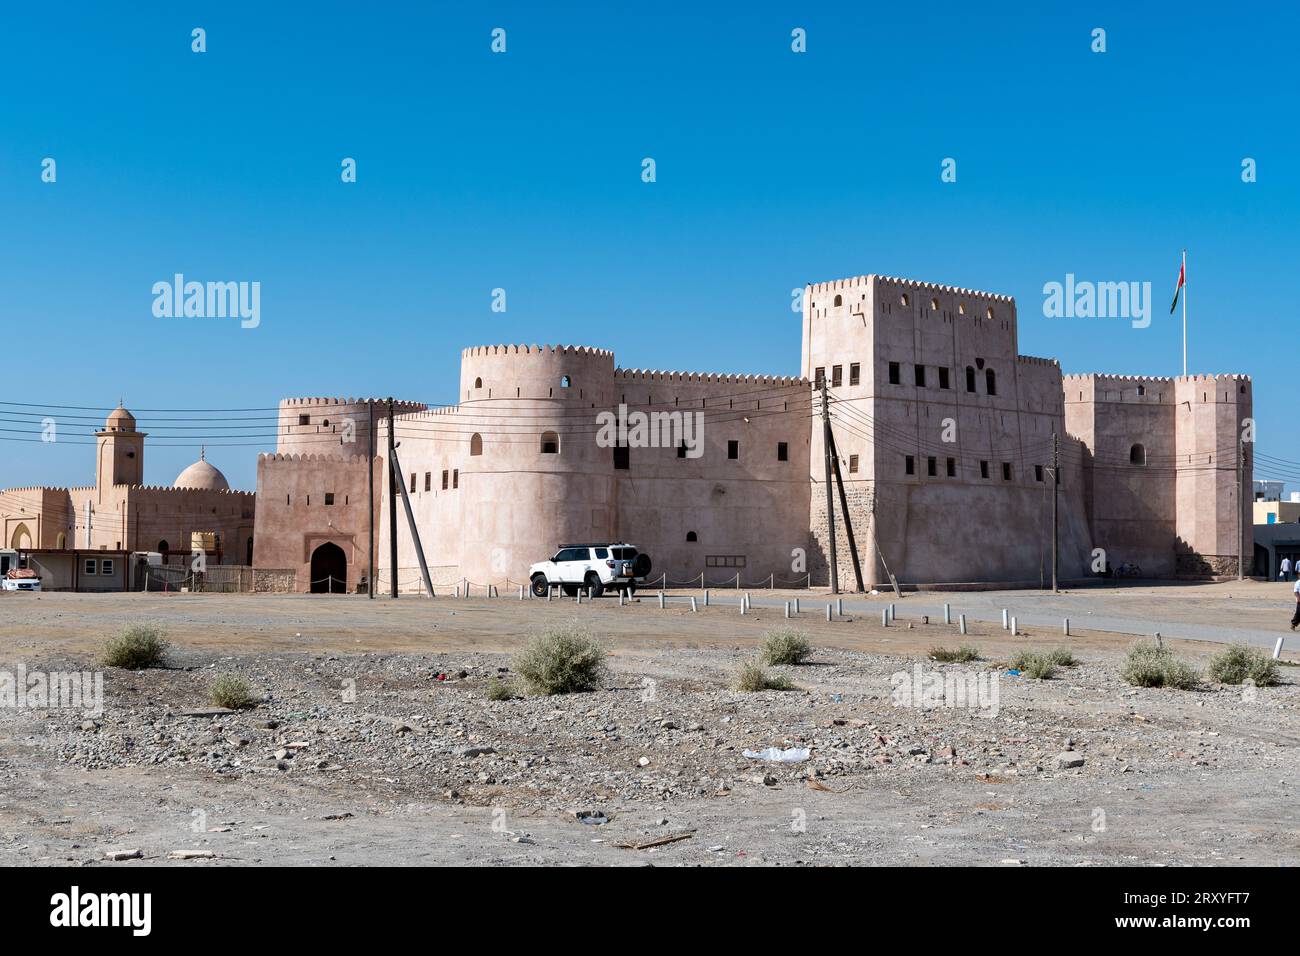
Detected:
[{"left": 662, "top": 587, "right": 1295, "bottom": 652}]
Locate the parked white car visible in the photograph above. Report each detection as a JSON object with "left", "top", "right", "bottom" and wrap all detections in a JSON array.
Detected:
[
  {"left": 529, "top": 543, "right": 651, "bottom": 597},
  {"left": 2, "top": 568, "right": 42, "bottom": 592}
]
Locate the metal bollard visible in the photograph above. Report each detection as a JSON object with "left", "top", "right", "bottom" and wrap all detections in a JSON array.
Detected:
[
  {"left": 519, "top": 585, "right": 525, "bottom": 600},
  {"left": 547, "top": 586, "right": 553, "bottom": 602},
  {"left": 959, "top": 613, "right": 967, "bottom": 635},
  {"left": 784, "top": 601, "right": 791, "bottom": 619},
  {"left": 690, "top": 596, "right": 698, "bottom": 612},
  {"left": 826, "top": 604, "right": 832, "bottom": 622},
  {"left": 882, "top": 609, "right": 889, "bottom": 627},
  {"left": 1274, "top": 637, "right": 1285, "bottom": 660},
  {"left": 1010, "top": 616, "right": 1017, "bottom": 636},
  {"left": 618, "top": 589, "right": 625, "bottom": 607},
  {"left": 455, "top": 585, "right": 461, "bottom": 599},
  {"left": 576, "top": 589, "right": 582, "bottom": 604},
  {"left": 658, "top": 591, "right": 665, "bottom": 609},
  {"left": 793, "top": 597, "right": 800, "bottom": 614},
  {"left": 1002, "top": 608, "right": 1009, "bottom": 630},
  {"left": 740, "top": 600, "right": 746, "bottom": 616},
  {"left": 1063, "top": 618, "right": 1070, "bottom": 636},
  {"left": 836, "top": 598, "right": 843, "bottom": 616},
  {"left": 943, "top": 603, "right": 951, "bottom": 625},
  {"left": 704, "top": 590, "right": 710, "bottom": 607},
  {"left": 889, "top": 603, "right": 896, "bottom": 621}
]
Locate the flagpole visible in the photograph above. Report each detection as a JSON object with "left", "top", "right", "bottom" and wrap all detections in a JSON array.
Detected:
[{"left": 1182, "top": 248, "right": 1187, "bottom": 376}]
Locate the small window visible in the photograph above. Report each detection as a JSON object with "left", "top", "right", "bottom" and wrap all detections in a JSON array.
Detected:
[
  {"left": 614, "top": 445, "right": 630, "bottom": 470},
  {"left": 849, "top": 363, "right": 860, "bottom": 386},
  {"left": 1137, "top": 385, "right": 1145, "bottom": 397},
  {"left": 1130, "top": 443, "right": 1147, "bottom": 465},
  {"left": 470, "top": 433, "right": 483, "bottom": 456},
  {"left": 453, "top": 469, "right": 459, "bottom": 489},
  {"left": 833, "top": 294, "right": 842, "bottom": 307},
  {"left": 831, "top": 365, "right": 842, "bottom": 387},
  {"left": 927, "top": 456, "right": 937, "bottom": 477},
  {"left": 424, "top": 473, "right": 431, "bottom": 491},
  {"left": 686, "top": 531, "right": 698, "bottom": 542},
  {"left": 938, "top": 367, "right": 950, "bottom": 389},
  {"left": 1034, "top": 465, "right": 1044, "bottom": 482},
  {"left": 100, "top": 559, "right": 115, "bottom": 576},
  {"left": 986, "top": 306, "right": 995, "bottom": 320},
  {"left": 986, "top": 369, "right": 997, "bottom": 396},
  {"left": 474, "top": 377, "right": 483, "bottom": 389},
  {"left": 409, "top": 473, "right": 416, "bottom": 493},
  {"left": 441, "top": 470, "right": 449, "bottom": 490},
  {"left": 560, "top": 375, "right": 571, "bottom": 388},
  {"left": 946, "top": 457, "right": 956, "bottom": 477},
  {"left": 727, "top": 440, "right": 739, "bottom": 460},
  {"left": 900, "top": 293, "right": 909, "bottom": 307},
  {"left": 980, "top": 460, "right": 989, "bottom": 479},
  {"left": 888, "top": 362, "right": 901, "bottom": 385},
  {"left": 914, "top": 365, "right": 926, "bottom": 388},
  {"left": 1002, "top": 462, "right": 1012, "bottom": 481},
  {"left": 905, "top": 455, "right": 915, "bottom": 475},
  {"left": 298, "top": 413, "right": 310, "bottom": 426},
  {"left": 814, "top": 367, "right": 825, "bottom": 387},
  {"left": 777, "top": 441, "right": 789, "bottom": 462},
  {"left": 931, "top": 297, "right": 940, "bottom": 310},
  {"left": 325, "top": 492, "right": 336, "bottom": 505},
  {"left": 540, "top": 431, "right": 560, "bottom": 454},
  {"left": 83, "top": 559, "right": 97, "bottom": 576},
  {"left": 849, "top": 454, "right": 859, "bottom": 474},
  {"left": 966, "top": 366, "right": 977, "bottom": 393}
]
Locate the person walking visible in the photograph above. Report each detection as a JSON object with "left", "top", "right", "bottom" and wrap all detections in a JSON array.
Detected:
[
  {"left": 1281, "top": 556, "right": 1292, "bottom": 582},
  {"left": 1292, "top": 576, "right": 1300, "bottom": 631}
]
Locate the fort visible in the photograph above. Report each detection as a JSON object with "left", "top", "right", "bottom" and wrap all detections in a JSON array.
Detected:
[{"left": 1, "top": 272, "right": 1253, "bottom": 593}]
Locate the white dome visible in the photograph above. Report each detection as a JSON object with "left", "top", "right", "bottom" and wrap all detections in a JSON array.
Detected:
[{"left": 174, "top": 449, "right": 230, "bottom": 492}]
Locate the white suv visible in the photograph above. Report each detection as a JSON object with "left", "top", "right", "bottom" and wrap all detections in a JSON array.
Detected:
[{"left": 529, "top": 544, "right": 651, "bottom": 598}]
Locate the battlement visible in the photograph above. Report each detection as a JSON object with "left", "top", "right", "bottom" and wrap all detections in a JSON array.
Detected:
[
  {"left": 128, "top": 484, "right": 254, "bottom": 495},
  {"left": 279, "top": 396, "right": 426, "bottom": 411},
  {"left": 258, "top": 452, "right": 372, "bottom": 465},
  {"left": 807, "top": 273, "right": 1015, "bottom": 304},
  {"left": 613, "top": 368, "right": 807, "bottom": 386},
  {"left": 1016, "top": 355, "right": 1060, "bottom": 369},
  {"left": 462, "top": 344, "right": 614, "bottom": 360}
]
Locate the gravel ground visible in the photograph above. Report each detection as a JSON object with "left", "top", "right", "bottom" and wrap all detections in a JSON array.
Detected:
[{"left": 2, "top": 591, "right": 1298, "bottom": 866}]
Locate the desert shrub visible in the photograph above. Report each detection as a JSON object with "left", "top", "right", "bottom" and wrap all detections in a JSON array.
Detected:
[
  {"left": 512, "top": 625, "right": 608, "bottom": 696},
  {"left": 1018, "top": 655, "right": 1057, "bottom": 680},
  {"left": 485, "top": 676, "right": 516, "bottom": 701},
  {"left": 735, "top": 659, "right": 794, "bottom": 692},
  {"left": 759, "top": 628, "right": 812, "bottom": 666},
  {"left": 1044, "top": 647, "right": 1077, "bottom": 667},
  {"left": 929, "top": 645, "right": 980, "bottom": 663},
  {"left": 209, "top": 673, "right": 256, "bottom": 709},
  {"left": 1121, "top": 641, "right": 1200, "bottom": 690},
  {"left": 102, "top": 624, "right": 169, "bottom": 669},
  {"left": 1207, "top": 645, "right": 1280, "bottom": 687}
]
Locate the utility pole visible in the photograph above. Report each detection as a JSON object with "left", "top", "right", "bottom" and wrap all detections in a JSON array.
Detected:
[
  {"left": 826, "top": 426, "right": 865, "bottom": 592},
  {"left": 387, "top": 398, "right": 398, "bottom": 598},
  {"left": 367, "top": 400, "right": 375, "bottom": 600},
  {"left": 1051, "top": 432, "right": 1059, "bottom": 593},
  {"left": 1238, "top": 431, "right": 1246, "bottom": 581},
  {"left": 820, "top": 378, "right": 839, "bottom": 594}
]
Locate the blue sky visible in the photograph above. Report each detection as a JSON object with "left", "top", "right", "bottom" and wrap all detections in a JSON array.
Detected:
[{"left": 1, "top": 1, "right": 1295, "bottom": 491}]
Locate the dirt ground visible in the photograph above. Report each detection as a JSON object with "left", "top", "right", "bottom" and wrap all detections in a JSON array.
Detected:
[{"left": 2, "top": 587, "right": 1298, "bottom": 867}]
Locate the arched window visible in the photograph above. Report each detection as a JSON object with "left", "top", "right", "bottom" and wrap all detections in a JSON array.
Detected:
[
  {"left": 985, "top": 368, "right": 997, "bottom": 396},
  {"left": 1130, "top": 443, "right": 1147, "bottom": 465},
  {"left": 686, "top": 531, "right": 698, "bottom": 542},
  {"left": 833, "top": 294, "right": 842, "bottom": 307},
  {"left": 474, "top": 377, "right": 483, "bottom": 389},
  {"left": 470, "top": 433, "right": 483, "bottom": 456},
  {"left": 986, "top": 306, "right": 995, "bottom": 320},
  {"left": 56, "top": 532, "right": 66, "bottom": 550},
  {"left": 930, "top": 297, "right": 939, "bottom": 310},
  {"left": 965, "top": 366, "right": 977, "bottom": 393},
  {"left": 560, "top": 375, "right": 572, "bottom": 388},
  {"left": 540, "top": 431, "right": 559, "bottom": 454},
  {"left": 157, "top": 540, "right": 169, "bottom": 554}
]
